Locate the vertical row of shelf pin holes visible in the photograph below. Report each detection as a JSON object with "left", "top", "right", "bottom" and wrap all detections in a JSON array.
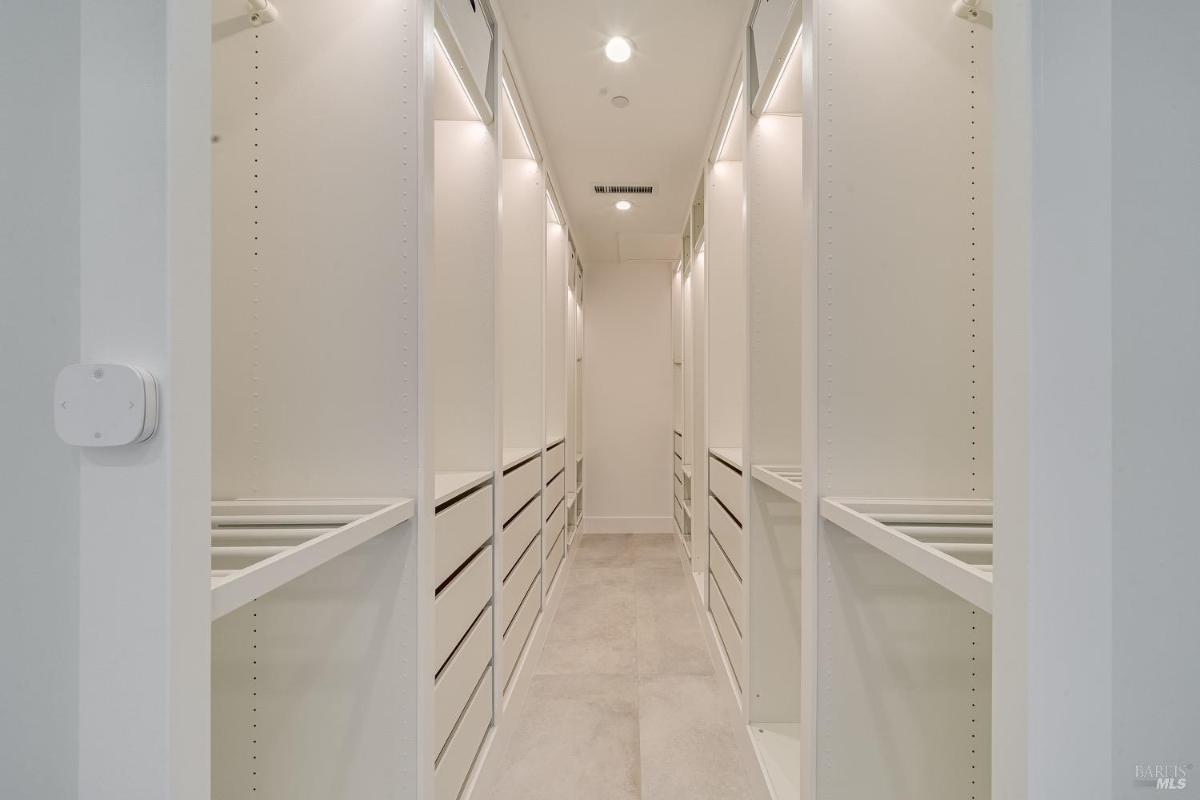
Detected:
[
  {"left": 250, "top": 33, "right": 262, "bottom": 793},
  {"left": 968, "top": 24, "right": 979, "bottom": 495}
]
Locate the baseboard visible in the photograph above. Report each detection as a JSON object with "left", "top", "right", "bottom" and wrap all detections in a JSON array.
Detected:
[{"left": 581, "top": 515, "right": 674, "bottom": 534}]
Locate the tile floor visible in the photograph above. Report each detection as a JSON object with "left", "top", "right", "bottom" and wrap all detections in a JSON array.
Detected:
[{"left": 486, "top": 533, "right": 755, "bottom": 800}]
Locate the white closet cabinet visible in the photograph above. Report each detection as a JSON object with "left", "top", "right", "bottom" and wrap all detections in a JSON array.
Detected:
[
  {"left": 210, "top": 0, "right": 421, "bottom": 796},
  {"left": 812, "top": 1, "right": 994, "bottom": 798},
  {"left": 430, "top": 2, "right": 500, "bottom": 798}
]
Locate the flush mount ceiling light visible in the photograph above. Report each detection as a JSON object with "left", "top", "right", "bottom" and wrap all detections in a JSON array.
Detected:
[
  {"left": 614, "top": 200, "right": 633, "bottom": 211},
  {"left": 605, "top": 36, "right": 633, "bottom": 63}
]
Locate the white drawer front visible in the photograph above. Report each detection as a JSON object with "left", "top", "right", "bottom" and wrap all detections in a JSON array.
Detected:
[
  {"left": 434, "top": 666, "right": 492, "bottom": 800},
  {"left": 709, "top": 533, "right": 743, "bottom": 631},
  {"left": 545, "top": 525, "right": 565, "bottom": 585},
  {"left": 709, "top": 575, "right": 743, "bottom": 690},
  {"left": 674, "top": 455, "right": 684, "bottom": 482},
  {"left": 502, "top": 497, "right": 540, "bottom": 578},
  {"left": 434, "top": 606, "right": 492, "bottom": 757},
  {"left": 709, "top": 454, "right": 743, "bottom": 523},
  {"left": 673, "top": 431, "right": 682, "bottom": 457},
  {"left": 434, "top": 545, "right": 492, "bottom": 671},
  {"left": 674, "top": 498, "right": 683, "bottom": 532},
  {"left": 502, "top": 535, "right": 540, "bottom": 632},
  {"left": 544, "top": 442, "right": 565, "bottom": 480},
  {"left": 708, "top": 495, "right": 743, "bottom": 576},
  {"left": 435, "top": 485, "right": 493, "bottom": 588},
  {"left": 545, "top": 471, "right": 565, "bottom": 515},
  {"left": 502, "top": 456, "right": 542, "bottom": 523},
  {"left": 501, "top": 577, "right": 541, "bottom": 690},
  {"left": 545, "top": 493, "right": 565, "bottom": 540}
]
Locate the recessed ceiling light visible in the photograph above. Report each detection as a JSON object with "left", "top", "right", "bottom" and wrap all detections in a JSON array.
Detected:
[
  {"left": 611, "top": 95, "right": 630, "bottom": 109},
  {"left": 615, "top": 200, "right": 632, "bottom": 211},
  {"left": 605, "top": 36, "right": 633, "bottom": 63}
]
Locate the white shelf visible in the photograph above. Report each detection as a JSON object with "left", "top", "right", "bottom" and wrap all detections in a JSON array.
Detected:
[
  {"left": 710, "top": 447, "right": 743, "bottom": 471},
  {"left": 751, "top": 465, "right": 803, "bottom": 505},
  {"left": 682, "top": 502, "right": 692, "bottom": 519},
  {"left": 210, "top": 498, "right": 414, "bottom": 620},
  {"left": 546, "top": 435, "right": 566, "bottom": 449},
  {"left": 503, "top": 446, "right": 541, "bottom": 471},
  {"left": 750, "top": 723, "right": 803, "bottom": 800},
  {"left": 682, "top": 463, "right": 693, "bottom": 481},
  {"left": 434, "top": 470, "right": 493, "bottom": 506},
  {"left": 820, "top": 498, "right": 994, "bottom": 612}
]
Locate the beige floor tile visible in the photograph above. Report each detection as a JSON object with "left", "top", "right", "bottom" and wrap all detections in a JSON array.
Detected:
[
  {"left": 537, "top": 569, "right": 637, "bottom": 675},
  {"left": 636, "top": 601, "right": 714, "bottom": 676},
  {"left": 573, "top": 533, "right": 637, "bottom": 568},
  {"left": 637, "top": 675, "right": 754, "bottom": 800},
  {"left": 491, "top": 675, "right": 641, "bottom": 800},
  {"left": 631, "top": 534, "right": 683, "bottom": 566}
]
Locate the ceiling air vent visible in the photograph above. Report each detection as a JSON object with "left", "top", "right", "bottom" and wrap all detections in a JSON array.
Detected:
[{"left": 593, "top": 184, "right": 655, "bottom": 195}]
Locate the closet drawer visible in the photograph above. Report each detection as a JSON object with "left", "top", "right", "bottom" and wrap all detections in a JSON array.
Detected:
[
  {"left": 545, "top": 471, "right": 565, "bottom": 514},
  {"left": 545, "top": 494, "right": 565, "bottom": 542},
  {"left": 434, "top": 606, "right": 492, "bottom": 758},
  {"left": 502, "top": 535, "right": 540, "bottom": 632},
  {"left": 709, "top": 575, "right": 743, "bottom": 690},
  {"left": 501, "top": 497, "right": 540, "bottom": 578},
  {"left": 434, "top": 545, "right": 493, "bottom": 671},
  {"left": 708, "top": 495, "right": 743, "bottom": 576},
  {"left": 673, "top": 431, "right": 683, "bottom": 457},
  {"left": 545, "top": 525, "right": 565, "bottom": 584},
  {"left": 434, "top": 666, "right": 493, "bottom": 800},
  {"left": 709, "top": 455, "right": 743, "bottom": 523},
  {"left": 674, "top": 455, "right": 684, "bottom": 482},
  {"left": 435, "top": 485, "right": 493, "bottom": 588},
  {"left": 544, "top": 442, "right": 565, "bottom": 480},
  {"left": 674, "top": 475, "right": 684, "bottom": 504},
  {"left": 501, "top": 578, "right": 541, "bottom": 690},
  {"left": 709, "top": 533, "right": 743, "bottom": 631},
  {"left": 673, "top": 498, "right": 684, "bottom": 533},
  {"left": 502, "top": 456, "right": 542, "bottom": 523}
]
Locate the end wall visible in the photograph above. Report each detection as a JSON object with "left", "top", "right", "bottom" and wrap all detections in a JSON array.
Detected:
[{"left": 582, "top": 262, "right": 673, "bottom": 533}]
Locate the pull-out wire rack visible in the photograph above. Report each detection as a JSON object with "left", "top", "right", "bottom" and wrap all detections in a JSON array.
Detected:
[
  {"left": 210, "top": 498, "right": 414, "bottom": 620},
  {"left": 819, "top": 497, "right": 993, "bottom": 612}
]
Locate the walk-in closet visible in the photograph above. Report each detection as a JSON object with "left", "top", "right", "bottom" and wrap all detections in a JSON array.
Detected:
[{"left": 6, "top": 0, "right": 1199, "bottom": 798}]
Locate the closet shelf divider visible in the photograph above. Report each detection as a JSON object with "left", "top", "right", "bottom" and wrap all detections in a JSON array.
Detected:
[
  {"left": 210, "top": 497, "right": 414, "bottom": 620},
  {"left": 820, "top": 497, "right": 993, "bottom": 612}
]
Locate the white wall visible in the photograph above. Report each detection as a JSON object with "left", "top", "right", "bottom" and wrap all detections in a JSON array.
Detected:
[
  {"left": 0, "top": 3, "right": 80, "bottom": 795},
  {"left": 582, "top": 261, "right": 674, "bottom": 533}
]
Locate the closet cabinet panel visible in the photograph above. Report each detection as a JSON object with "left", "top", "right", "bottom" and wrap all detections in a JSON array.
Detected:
[
  {"left": 434, "top": 546, "right": 493, "bottom": 671},
  {"left": 709, "top": 455, "right": 743, "bottom": 523},
  {"left": 709, "top": 533, "right": 744, "bottom": 630},
  {"left": 501, "top": 498, "right": 540, "bottom": 577},
  {"left": 502, "top": 538, "right": 541, "bottom": 632},
  {"left": 433, "top": 607, "right": 492, "bottom": 757},
  {"left": 502, "top": 456, "right": 542, "bottom": 523},
  {"left": 710, "top": 574, "right": 743, "bottom": 690},
  {"left": 708, "top": 495, "right": 743, "bottom": 577},
  {"left": 544, "top": 441, "right": 565, "bottom": 479},
  {"left": 435, "top": 486, "right": 493, "bottom": 588},
  {"left": 501, "top": 580, "right": 541, "bottom": 690},
  {"left": 545, "top": 471, "right": 565, "bottom": 513},
  {"left": 434, "top": 667, "right": 493, "bottom": 800}
]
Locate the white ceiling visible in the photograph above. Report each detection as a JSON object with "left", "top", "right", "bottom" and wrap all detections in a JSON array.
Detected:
[{"left": 497, "top": 0, "right": 754, "bottom": 264}]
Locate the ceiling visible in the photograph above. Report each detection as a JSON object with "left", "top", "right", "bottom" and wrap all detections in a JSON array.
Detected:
[{"left": 496, "top": 0, "right": 754, "bottom": 264}]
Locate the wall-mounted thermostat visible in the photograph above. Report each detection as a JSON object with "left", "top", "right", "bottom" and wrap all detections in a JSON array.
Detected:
[{"left": 54, "top": 363, "right": 159, "bottom": 447}]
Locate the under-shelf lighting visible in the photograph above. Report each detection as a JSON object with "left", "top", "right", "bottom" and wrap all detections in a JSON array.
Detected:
[
  {"left": 605, "top": 36, "right": 633, "bottom": 63},
  {"left": 760, "top": 24, "right": 803, "bottom": 115},
  {"left": 714, "top": 83, "right": 745, "bottom": 162},
  {"left": 502, "top": 78, "right": 537, "bottom": 161},
  {"left": 435, "top": 27, "right": 485, "bottom": 123}
]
